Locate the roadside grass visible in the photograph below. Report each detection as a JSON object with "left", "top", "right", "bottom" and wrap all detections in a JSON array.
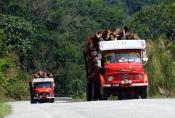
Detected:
[
  {"left": 145, "top": 39, "right": 175, "bottom": 97},
  {"left": 149, "top": 95, "right": 168, "bottom": 99},
  {"left": 0, "top": 102, "right": 11, "bottom": 118},
  {"left": 0, "top": 87, "right": 11, "bottom": 118}
]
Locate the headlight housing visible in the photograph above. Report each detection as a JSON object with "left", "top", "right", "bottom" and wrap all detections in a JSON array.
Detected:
[
  {"left": 107, "top": 76, "right": 113, "bottom": 81},
  {"left": 138, "top": 74, "right": 143, "bottom": 80}
]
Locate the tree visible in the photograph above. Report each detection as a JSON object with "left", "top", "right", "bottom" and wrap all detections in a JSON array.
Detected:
[
  {"left": 126, "top": 2, "right": 175, "bottom": 40},
  {"left": 0, "top": 14, "right": 34, "bottom": 69},
  {"left": 0, "top": 29, "right": 8, "bottom": 57}
]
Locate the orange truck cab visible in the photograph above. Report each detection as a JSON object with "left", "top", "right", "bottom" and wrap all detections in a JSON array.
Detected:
[
  {"left": 85, "top": 40, "right": 148, "bottom": 100},
  {"left": 29, "top": 78, "right": 55, "bottom": 103}
]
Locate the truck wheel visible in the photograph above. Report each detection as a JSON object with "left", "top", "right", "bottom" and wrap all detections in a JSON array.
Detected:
[
  {"left": 118, "top": 94, "right": 124, "bottom": 100},
  {"left": 31, "top": 99, "right": 37, "bottom": 104},
  {"left": 140, "top": 87, "right": 148, "bottom": 99},
  {"left": 86, "top": 82, "right": 92, "bottom": 101},
  {"left": 92, "top": 83, "right": 100, "bottom": 100},
  {"left": 101, "top": 88, "right": 108, "bottom": 100},
  {"left": 133, "top": 94, "right": 139, "bottom": 99},
  {"left": 118, "top": 89, "right": 125, "bottom": 100},
  {"left": 50, "top": 98, "right": 55, "bottom": 103}
]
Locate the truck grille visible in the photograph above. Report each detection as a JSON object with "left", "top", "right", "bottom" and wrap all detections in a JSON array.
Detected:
[
  {"left": 113, "top": 74, "right": 140, "bottom": 80},
  {"left": 36, "top": 92, "right": 50, "bottom": 97}
]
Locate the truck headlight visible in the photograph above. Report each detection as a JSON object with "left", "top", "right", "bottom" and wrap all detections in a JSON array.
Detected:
[
  {"left": 128, "top": 80, "right": 132, "bottom": 84},
  {"left": 138, "top": 74, "right": 143, "bottom": 80},
  {"left": 107, "top": 76, "right": 113, "bottom": 81},
  {"left": 121, "top": 80, "right": 125, "bottom": 84},
  {"left": 50, "top": 93, "right": 54, "bottom": 96}
]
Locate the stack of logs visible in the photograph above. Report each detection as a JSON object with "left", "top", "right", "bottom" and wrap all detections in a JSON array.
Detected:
[
  {"left": 32, "top": 70, "right": 53, "bottom": 78},
  {"left": 87, "top": 27, "right": 139, "bottom": 51}
]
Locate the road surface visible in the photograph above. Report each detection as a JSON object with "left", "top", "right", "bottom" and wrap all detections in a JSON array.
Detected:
[{"left": 5, "top": 99, "right": 175, "bottom": 118}]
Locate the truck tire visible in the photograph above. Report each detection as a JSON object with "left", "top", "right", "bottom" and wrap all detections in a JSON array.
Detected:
[
  {"left": 140, "top": 87, "right": 148, "bottom": 99},
  {"left": 86, "top": 82, "right": 92, "bottom": 101},
  {"left": 31, "top": 99, "right": 37, "bottom": 104},
  {"left": 118, "top": 88, "right": 125, "bottom": 100},
  {"left": 50, "top": 98, "right": 55, "bottom": 103},
  {"left": 133, "top": 94, "right": 139, "bottom": 99},
  {"left": 101, "top": 88, "right": 108, "bottom": 100},
  {"left": 118, "top": 94, "right": 124, "bottom": 100},
  {"left": 92, "top": 83, "right": 100, "bottom": 100}
]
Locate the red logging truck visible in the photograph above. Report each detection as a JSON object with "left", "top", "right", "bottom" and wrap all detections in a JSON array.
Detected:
[
  {"left": 29, "top": 71, "right": 55, "bottom": 103},
  {"left": 84, "top": 29, "right": 148, "bottom": 100}
]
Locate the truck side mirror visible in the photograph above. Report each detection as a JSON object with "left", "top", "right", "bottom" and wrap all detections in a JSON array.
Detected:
[
  {"left": 142, "top": 49, "right": 148, "bottom": 65},
  {"left": 142, "top": 57, "right": 148, "bottom": 65}
]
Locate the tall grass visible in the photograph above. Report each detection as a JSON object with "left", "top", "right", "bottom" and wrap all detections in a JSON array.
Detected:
[
  {"left": 145, "top": 39, "right": 175, "bottom": 96},
  {"left": 0, "top": 87, "right": 11, "bottom": 118},
  {"left": 0, "top": 103, "right": 11, "bottom": 118}
]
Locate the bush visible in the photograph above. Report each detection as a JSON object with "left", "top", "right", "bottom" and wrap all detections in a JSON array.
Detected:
[
  {"left": 0, "top": 87, "right": 7, "bottom": 102},
  {"left": 71, "top": 79, "right": 84, "bottom": 99},
  {"left": 5, "top": 71, "right": 29, "bottom": 100}
]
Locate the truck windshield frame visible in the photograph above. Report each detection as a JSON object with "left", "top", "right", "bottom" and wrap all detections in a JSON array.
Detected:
[
  {"left": 34, "top": 82, "right": 52, "bottom": 88},
  {"left": 103, "top": 49, "right": 142, "bottom": 64}
]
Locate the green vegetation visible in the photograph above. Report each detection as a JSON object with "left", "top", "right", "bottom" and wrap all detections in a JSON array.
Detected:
[
  {"left": 0, "top": 87, "right": 11, "bottom": 118},
  {"left": 0, "top": 103, "right": 11, "bottom": 118},
  {"left": 0, "top": 0, "right": 175, "bottom": 101},
  {"left": 145, "top": 39, "right": 175, "bottom": 96},
  {"left": 126, "top": 2, "right": 175, "bottom": 40}
]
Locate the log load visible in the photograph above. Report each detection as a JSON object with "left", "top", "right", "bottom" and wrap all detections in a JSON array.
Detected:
[{"left": 32, "top": 70, "right": 53, "bottom": 78}]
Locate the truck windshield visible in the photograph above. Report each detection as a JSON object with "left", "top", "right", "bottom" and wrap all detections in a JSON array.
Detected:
[
  {"left": 104, "top": 52, "right": 141, "bottom": 64},
  {"left": 34, "top": 82, "right": 52, "bottom": 88}
]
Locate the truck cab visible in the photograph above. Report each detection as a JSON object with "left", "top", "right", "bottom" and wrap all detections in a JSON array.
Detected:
[{"left": 98, "top": 40, "right": 148, "bottom": 99}]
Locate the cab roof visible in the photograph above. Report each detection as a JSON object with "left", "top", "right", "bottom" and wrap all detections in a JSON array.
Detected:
[{"left": 99, "top": 40, "right": 146, "bottom": 51}]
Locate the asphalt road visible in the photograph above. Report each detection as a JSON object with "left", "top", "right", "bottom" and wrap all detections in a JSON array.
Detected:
[{"left": 5, "top": 99, "right": 175, "bottom": 118}]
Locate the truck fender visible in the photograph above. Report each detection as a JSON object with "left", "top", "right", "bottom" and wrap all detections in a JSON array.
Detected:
[{"left": 99, "top": 74, "right": 105, "bottom": 88}]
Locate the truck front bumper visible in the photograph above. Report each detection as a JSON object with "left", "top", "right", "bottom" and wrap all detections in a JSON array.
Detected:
[
  {"left": 103, "top": 83, "right": 148, "bottom": 87},
  {"left": 34, "top": 96, "right": 54, "bottom": 100}
]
